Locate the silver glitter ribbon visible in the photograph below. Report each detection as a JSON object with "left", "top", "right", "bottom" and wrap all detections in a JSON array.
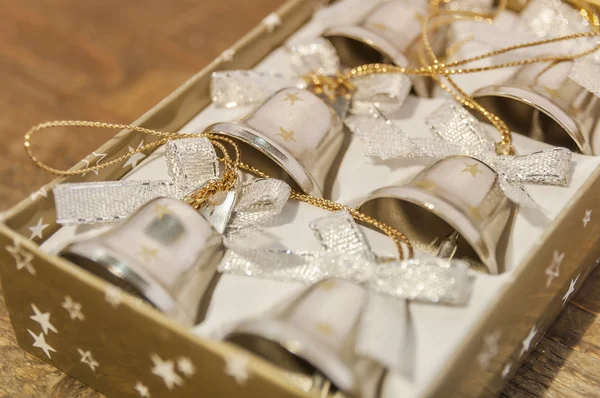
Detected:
[
  {"left": 54, "top": 137, "right": 291, "bottom": 232},
  {"left": 569, "top": 58, "right": 600, "bottom": 97},
  {"left": 518, "top": 0, "right": 600, "bottom": 62},
  {"left": 210, "top": 38, "right": 412, "bottom": 116},
  {"left": 346, "top": 101, "right": 572, "bottom": 209},
  {"left": 220, "top": 211, "right": 471, "bottom": 305}
]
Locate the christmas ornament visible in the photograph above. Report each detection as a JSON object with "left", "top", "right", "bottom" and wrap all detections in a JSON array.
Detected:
[
  {"left": 226, "top": 278, "right": 411, "bottom": 398},
  {"left": 60, "top": 197, "right": 224, "bottom": 326}
]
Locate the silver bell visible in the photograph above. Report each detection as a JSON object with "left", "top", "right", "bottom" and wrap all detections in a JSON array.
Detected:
[
  {"left": 357, "top": 156, "right": 514, "bottom": 274},
  {"left": 207, "top": 87, "right": 345, "bottom": 198},
  {"left": 322, "top": 0, "right": 446, "bottom": 96},
  {"left": 226, "top": 278, "right": 384, "bottom": 397},
  {"left": 60, "top": 197, "right": 224, "bottom": 326},
  {"left": 472, "top": 60, "right": 600, "bottom": 155}
]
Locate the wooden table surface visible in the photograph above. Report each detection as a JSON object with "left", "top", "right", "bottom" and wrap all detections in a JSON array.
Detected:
[{"left": 0, "top": 1, "right": 599, "bottom": 397}]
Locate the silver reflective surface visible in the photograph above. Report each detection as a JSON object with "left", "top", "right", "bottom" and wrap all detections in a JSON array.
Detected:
[
  {"left": 472, "top": 60, "right": 600, "bottom": 154},
  {"left": 226, "top": 278, "right": 381, "bottom": 397},
  {"left": 207, "top": 88, "right": 345, "bottom": 198},
  {"left": 60, "top": 197, "right": 224, "bottom": 326},
  {"left": 357, "top": 156, "right": 513, "bottom": 274}
]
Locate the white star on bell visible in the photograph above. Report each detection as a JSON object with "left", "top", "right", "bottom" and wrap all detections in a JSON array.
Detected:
[
  {"left": 224, "top": 353, "right": 250, "bottom": 385},
  {"left": 176, "top": 357, "right": 196, "bottom": 377},
  {"left": 6, "top": 241, "right": 36, "bottom": 275},
  {"left": 135, "top": 381, "right": 151, "bottom": 397},
  {"left": 78, "top": 348, "right": 99, "bottom": 371},
  {"left": 520, "top": 325, "right": 538, "bottom": 356},
  {"left": 562, "top": 274, "right": 580, "bottom": 306},
  {"left": 262, "top": 12, "right": 281, "bottom": 33},
  {"left": 123, "top": 141, "right": 147, "bottom": 169},
  {"left": 151, "top": 354, "right": 184, "bottom": 390},
  {"left": 28, "top": 329, "right": 56, "bottom": 359},
  {"left": 28, "top": 217, "right": 49, "bottom": 240},
  {"left": 30, "top": 304, "right": 58, "bottom": 335}
]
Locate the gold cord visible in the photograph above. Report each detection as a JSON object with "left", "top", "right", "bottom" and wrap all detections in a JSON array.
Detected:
[
  {"left": 23, "top": 1, "right": 600, "bottom": 259},
  {"left": 24, "top": 121, "right": 413, "bottom": 259}
]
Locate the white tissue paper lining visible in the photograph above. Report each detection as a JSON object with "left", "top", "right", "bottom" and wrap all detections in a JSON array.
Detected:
[{"left": 40, "top": 2, "right": 600, "bottom": 397}]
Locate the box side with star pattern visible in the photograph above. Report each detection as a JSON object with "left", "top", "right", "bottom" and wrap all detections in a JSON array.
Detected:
[
  {"left": 0, "top": 223, "right": 310, "bottom": 398},
  {"left": 0, "top": 0, "right": 326, "bottom": 397},
  {"left": 423, "top": 162, "right": 600, "bottom": 397}
]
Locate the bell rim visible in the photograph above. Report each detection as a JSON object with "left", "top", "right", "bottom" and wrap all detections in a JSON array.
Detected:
[
  {"left": 206, "top": 121, "right": 322, "bottom": 197},
  {"left": 227, "top": 318, "right": 358, "bottom": 393},
  {"left": 471, "top": 84, "right": 591, "bottom": 155},
  {"left": 322, "top": 25, "right": 409, "bottom": 67},
  {"left": 357, "top": 184, "right": 500, "bottom": 274},
  {"left": 60, "top": 240, "right": 186, "bottom": 322},
  {"left": 59, "top": 197, "right": 221, "bottom": 326}
]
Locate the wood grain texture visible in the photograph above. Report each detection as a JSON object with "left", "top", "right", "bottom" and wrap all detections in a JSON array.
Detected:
[{"left": 0, "top": 1, "right": 598, "bottom": 397}]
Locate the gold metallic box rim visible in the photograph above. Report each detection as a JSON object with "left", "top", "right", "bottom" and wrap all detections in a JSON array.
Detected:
[{"left": 1, "top": 1, "right": 599, "bottom": 397}]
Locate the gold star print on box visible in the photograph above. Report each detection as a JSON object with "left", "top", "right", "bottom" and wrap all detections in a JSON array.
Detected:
[
  {"left": 283, "top": 92, "right": 302, "bottom": 105},
  {"left": 277, "top": 127, "right": 297, "bottom": 143},
  {"left": 462, "top": 163, "right": 483, "bottom": 177}
]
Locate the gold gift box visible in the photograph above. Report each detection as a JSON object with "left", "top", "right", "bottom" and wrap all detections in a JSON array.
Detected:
[{"left": 1, "top": 0, "right": 599, "bottom": 397}]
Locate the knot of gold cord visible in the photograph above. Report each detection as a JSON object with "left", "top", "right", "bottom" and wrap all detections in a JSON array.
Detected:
[{"left": 303, "top": 71, "right": 356, "bottom": 100}]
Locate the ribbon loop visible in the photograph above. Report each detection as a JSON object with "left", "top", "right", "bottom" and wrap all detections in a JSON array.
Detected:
[
  {"left": 310, "top": 210, "right": 376, "bottom": 263},
  {"left": 54, "top": 181, "right": 180, "bottom": 225},
  {"left": 210, "top": 70, "right": 301, "bottom": 108},
  {"left": 286, "top": 37, "right": 341, "bottom": 76},
  {"left": 346, "top": 100, "right": 572, "bottom": 209},
  {"left": 227, "top": 179, "right": 291, "bottom": 231},
  {"left": 425, "top": 101, "right": 496, "bottom": 158},
  {"left": 165, "top": 137, "right": 219, "bottom": 191},
  {"left": 491, "top": 148, "right": 572, "bottom": 186},
  {"left": 350, "top": 73, "right": 412, "bottom": 115},
  {"left": 53, "top": 136, "right": 291, "bottom": 232},
  {"left": 54, "top": 137, "right": 218, "bottom": 225},
  {"left": 210, "top": 39, "right": 412, "bottom": 120},
  {"left": 569, "top": 58, "right": 600, "bottom": 98}
]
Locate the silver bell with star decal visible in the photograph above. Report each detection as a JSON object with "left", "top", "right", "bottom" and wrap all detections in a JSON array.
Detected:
[
  {"left": 225, "top": 278, "right": 387, "bottom": 398},
  {"left": 357, "top": 155, "right": 514, "bottom": 274},
  {"left": 206, "top": 87, "right": 345, "bottom": 199},
  {"left": 472, "top": 60, "right": 600, "bottom": 155},
  {"left": 322, "top": 0, "right": 445, "bottom": 97},
  {"left": 60, "top": 197, "right": 224, "bottom": 326}
]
